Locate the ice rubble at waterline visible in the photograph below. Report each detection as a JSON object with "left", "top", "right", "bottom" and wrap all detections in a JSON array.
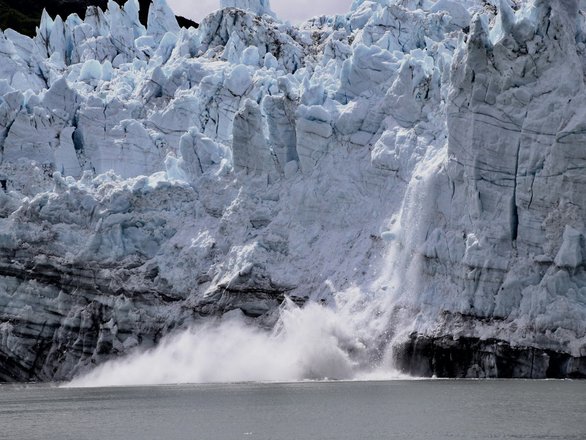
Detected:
[{"left": 0, "top": 0, "right": 585, "bottom": 384}]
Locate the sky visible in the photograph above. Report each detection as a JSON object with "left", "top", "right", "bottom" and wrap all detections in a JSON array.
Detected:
[{"left": 167, "top": 0, "right": 354, "bottom": 23}]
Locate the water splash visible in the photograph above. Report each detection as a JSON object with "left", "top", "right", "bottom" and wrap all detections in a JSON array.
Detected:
[{"left": 68, "top": 292, "right": 405, "bottom": 387}]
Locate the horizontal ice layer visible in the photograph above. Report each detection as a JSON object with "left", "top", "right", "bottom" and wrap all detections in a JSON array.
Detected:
[{"left": 0, "top": 0, "right": 585, "bottom": 381}]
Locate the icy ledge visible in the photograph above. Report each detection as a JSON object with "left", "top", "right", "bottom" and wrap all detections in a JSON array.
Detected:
[{"left": 0, "top": 0, "right": 585, "bottom": 382}]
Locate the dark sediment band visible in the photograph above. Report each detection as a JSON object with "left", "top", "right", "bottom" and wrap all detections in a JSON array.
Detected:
[{"left": 394, "top": 335, "right": 586, "bottom": 379}]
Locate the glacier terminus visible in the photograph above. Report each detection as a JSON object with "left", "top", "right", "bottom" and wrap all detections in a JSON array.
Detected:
[{"left": 0, "top": 0, "right": 585, "bottom": 383}]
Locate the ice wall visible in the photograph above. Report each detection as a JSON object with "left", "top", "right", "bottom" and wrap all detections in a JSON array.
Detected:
[{"left": 0, "top": 0, "right": 585, "bottom": 382}]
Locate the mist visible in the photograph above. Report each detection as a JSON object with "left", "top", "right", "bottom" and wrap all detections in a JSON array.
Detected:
[{"left": 68, "top": 290, "right": 406, "bottom": 387}]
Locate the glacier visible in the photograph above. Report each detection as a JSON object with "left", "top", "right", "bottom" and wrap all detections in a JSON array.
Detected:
[{"left": 0, "top": 0, "right": 585, "bottom": 383}]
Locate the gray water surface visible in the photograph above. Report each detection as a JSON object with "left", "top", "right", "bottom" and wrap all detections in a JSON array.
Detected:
[{"left": 1, "top": 380, "right": 585, "bottom": 440}]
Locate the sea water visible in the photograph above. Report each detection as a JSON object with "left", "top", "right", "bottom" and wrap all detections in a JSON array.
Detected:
[{"left": 1, "top": 380, "right": 585, "bottom": 439}]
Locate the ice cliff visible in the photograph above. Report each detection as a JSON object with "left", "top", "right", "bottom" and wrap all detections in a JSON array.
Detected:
[{"left": 0, "top": 0, "right": 585, "bottom": 382}]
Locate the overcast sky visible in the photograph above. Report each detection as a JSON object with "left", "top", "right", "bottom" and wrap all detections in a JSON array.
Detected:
[{"left": 167, "top": 0, "right": 354, "bottom": 23}]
